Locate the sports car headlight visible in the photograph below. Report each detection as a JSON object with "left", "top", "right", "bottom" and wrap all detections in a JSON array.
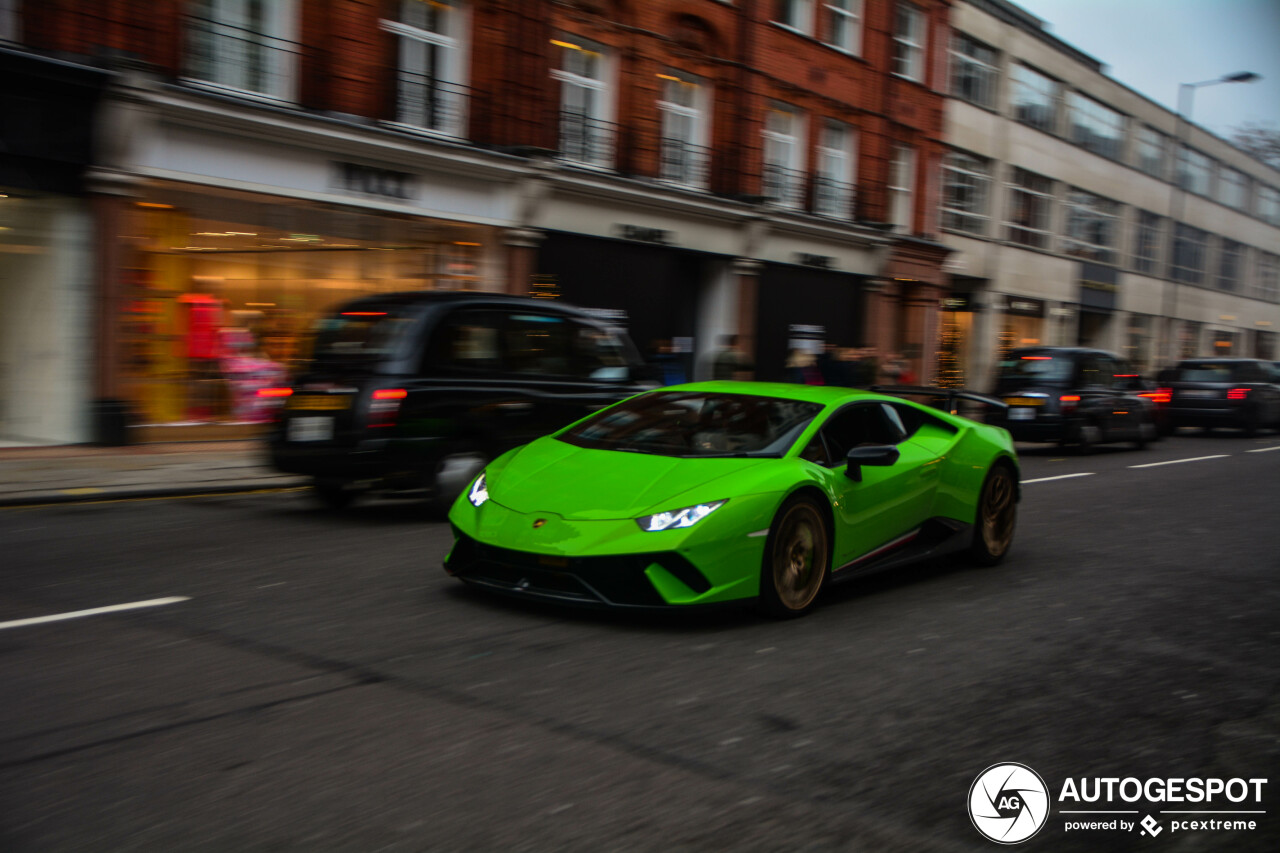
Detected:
[
  {"left": 636, "top": 500, "right": 726, "bottom": 532},
  {"left": 467, "top": 473, "right": 489, "bottom": 507}
]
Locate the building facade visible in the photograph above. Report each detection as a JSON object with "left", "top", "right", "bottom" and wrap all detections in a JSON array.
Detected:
[
  {"left": 1, "top": 0, "right": 954, "bottom": 444},
  {"left": 938, "top": 0, "right": 1280, "bottom": 392}
]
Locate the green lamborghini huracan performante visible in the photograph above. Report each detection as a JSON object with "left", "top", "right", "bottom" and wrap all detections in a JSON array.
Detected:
[{"left": 445, "top": 382, "right": 1019, "bottom": 617}]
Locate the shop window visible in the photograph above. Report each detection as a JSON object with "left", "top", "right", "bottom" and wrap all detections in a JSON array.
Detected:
[
  {"left": 382, "top": 0, "right": 469, "bottom": 138},
  {"left": 657, "top": 70, "right": 710, "bottom": 189},
  {"left": 553, "top": 36, "right": 614, "bottom": 169},
  {"left": 185, "top": 0, "right": 299, "bottom": 102}
]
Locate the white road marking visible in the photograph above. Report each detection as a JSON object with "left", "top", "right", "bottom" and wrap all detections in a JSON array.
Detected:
[
  {"left": 1128, "top": 455, "right": 1229, "bottom": 469},
  {"left": 1245, "top": 446, "right": 1280, "bottom": 453},
  {"left": 1021, "top": 473, "right": 1095, "bottom": 484},
  {"left": 0, "top": 596, "right": 190, "bottom": 630}
]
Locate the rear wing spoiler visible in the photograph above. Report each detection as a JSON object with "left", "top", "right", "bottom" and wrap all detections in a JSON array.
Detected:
[{"left": 870, "top": 385, "right": 1007, "bottom": 415}]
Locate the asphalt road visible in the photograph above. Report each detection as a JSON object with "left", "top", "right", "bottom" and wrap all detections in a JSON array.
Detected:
[{"left": 2, "top": 432, "right": 1278, "bottom": 852}]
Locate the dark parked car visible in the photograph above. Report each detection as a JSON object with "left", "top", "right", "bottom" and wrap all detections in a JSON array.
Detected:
[
  {"left": 987, "top": 347, "right": 1158, "bottom": 452},
  {"left": 1159, "top": 358, "right": 1280, "bottom": 436},
  {"left": 267, "top": 292, "right": 654, "bottom": 510}
]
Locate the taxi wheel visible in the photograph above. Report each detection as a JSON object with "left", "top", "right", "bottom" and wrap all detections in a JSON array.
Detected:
[
  {"left": 313, "top": 478, "right": 356, "bottom": 510},
  {"left": 1074, "top": 421, "right": 1100, "bottom": 455},
  {"left": 969, "top": 462, "right": 1017, "bottom": 567},
  {"left": 758, "top": 494, "right": 830, "bottom": 619}
]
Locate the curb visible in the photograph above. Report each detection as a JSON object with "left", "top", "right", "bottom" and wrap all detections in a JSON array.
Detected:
[{"left": 0, "top": 481, "right": 308, "bottom": 509}]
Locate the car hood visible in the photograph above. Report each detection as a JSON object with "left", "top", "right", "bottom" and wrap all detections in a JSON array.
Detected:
[{"left": 489, "top": 437, "right": 771, "bottom": 520}]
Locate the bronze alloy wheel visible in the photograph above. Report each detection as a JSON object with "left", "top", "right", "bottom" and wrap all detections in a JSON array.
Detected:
[
  {"left": 976, "top": 465, "right": 1017, "bottom": 563},
  {"left": 768, "top": 499, "right": 829, "bottom": 614}
]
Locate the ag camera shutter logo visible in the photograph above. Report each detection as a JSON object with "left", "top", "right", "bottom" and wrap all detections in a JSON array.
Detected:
[{"left": 969, "top": 763, "right": 1050, "bottom": 844}]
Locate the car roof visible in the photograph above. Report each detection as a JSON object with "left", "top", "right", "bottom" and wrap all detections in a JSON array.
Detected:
[
  {"left": 329, "top": 290, "right": 604, "bottom": 319},
  {"left": 1006, "top": 346, "right": 1117, "bottom": 358},
  {"left": 660, "top": 381, "right": 884, "bottom": 406},
  {"left": 1175, "top": 357, "right": 1259, "bottom": 364}
]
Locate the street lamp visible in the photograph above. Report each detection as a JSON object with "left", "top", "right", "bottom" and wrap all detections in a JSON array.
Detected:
[{"left": 1160, "top": 71, "right": 1261, "bottom": 365}]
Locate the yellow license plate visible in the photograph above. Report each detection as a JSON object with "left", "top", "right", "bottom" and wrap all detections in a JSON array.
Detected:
[
  {"left": 1004, "top": 397, "right": 1044, "bottom": 407},
  {"left": 289, "top": 395, "right": 351, "bottom": 411}
]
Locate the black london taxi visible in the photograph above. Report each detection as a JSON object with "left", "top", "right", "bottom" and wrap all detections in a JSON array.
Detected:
[
  {"left": 988, "top": 347, "right": 1159, "bottom": 452},
  {"left": 266, "top": 291, "right": 653, "bottom": 511},
  {"left": 1160, "top": 358, "right": 1280, "bottom": 435}
]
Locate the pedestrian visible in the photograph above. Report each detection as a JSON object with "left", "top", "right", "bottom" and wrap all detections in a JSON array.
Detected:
[{"left": 712, "top": 334, "right": 752, "bottom": 381}]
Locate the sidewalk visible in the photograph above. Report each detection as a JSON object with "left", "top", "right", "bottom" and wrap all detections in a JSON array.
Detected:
[{"left": 0, "top": 441, "right": 306, "bottom": 507}]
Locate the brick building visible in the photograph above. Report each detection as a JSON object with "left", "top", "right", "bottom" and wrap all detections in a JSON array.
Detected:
[{"left": 1, "top": 0, "right": 952, "bottom": 443}]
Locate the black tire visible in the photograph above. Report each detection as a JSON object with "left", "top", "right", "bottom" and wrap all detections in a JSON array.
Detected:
[
  {"left": 1073, "top": 421, "right": 1099, "bottom": 455},
  {"left": 429, "top": 445, "right": 489, "bottom": 515},
  {"left": 757, "top": 494, "right": 831, "bottom": 619},
  {"left": 1242, "top": 407, "right": 1260, "bottom": 438},
  {"left": 969, "top": 463, "right": 1017, "bottom": 567},
  {"left": 1133, "top": 415, "right": 1154, "bottom": 450},
  {"left": 313, "top": 478, "right": 355, "bottom": 510}
]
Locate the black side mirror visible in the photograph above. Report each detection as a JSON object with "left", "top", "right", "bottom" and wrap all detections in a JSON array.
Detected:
[{"left": 844, "top": 445, "right": 900, "bottom": 481}]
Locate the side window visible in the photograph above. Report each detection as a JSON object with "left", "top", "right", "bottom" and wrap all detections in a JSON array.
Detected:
[
  {"left": 573, "top": 321, "right": 632, "bottom": 381},
  {"left": 1077, "top": 357, "right": 1106, "bottom": 388},
  {"left": 423, "top": 309, "right": 503, "bottom": 374},
  {"left": 504, "top": 312, "right": 573, "bottom": 376},
  {"left": 818, "top": 403, "right": 905, "bottom": 466}
]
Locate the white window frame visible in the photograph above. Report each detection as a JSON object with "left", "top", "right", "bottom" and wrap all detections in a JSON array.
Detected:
[
  {"left": 892, "top": 3, "right": 926, "bottom": 83},
  {"left": 1003, "top": 167, "right": 1054, "bottom": 249},
  {"left": 814, "top": 120, "right": 856, "bottom": 218},
  {"left": 941, "top": 151, "right": 991, "bottom": 236},
  {"left": 1258, "top": 185, "right": 1280, "bottom": 226},
  {"left": 184, "top": 0, "right": 299, "bottom": 104},
  {"left": 551, "top": 36, "right": 615, "bottom": 169},
  {"left": 949, "top": 31, "right": 998, "bottom": 109},
  {"left": 761, "top": 102, "right": 806, "bottom": 209},
  {"left": 1134, "top": 126, "right": 1166, "bottom": 178},
  {"left": 889, "top": 144, "right": 916, "bottom": 233},
  {"left": 822, "top": 0, "right": 862, "bottom": 55},
  {"left": 1010, "top": 64, "right": 1058, "bottom": 133},
  {"left": 657, "top": 71, "right": 711, "bottom": 189},
  {"left": 1066, "top": 92, "right": 1125, "bottom": 161},
  {"left": 1216, "top": 166, "right": 1248, "bottom": 210},
  {"left": 774, "top": 0, "right": 815, "bottom": 35},
  {"left": 1061, "top": 188, "right": 1119, "bottom": 264},
  {"left": 380, "top": 1, "right": 469, "bottom": 139},
  {"left": 1132, "top": 210, "right": 1162, "bottom": 275}
]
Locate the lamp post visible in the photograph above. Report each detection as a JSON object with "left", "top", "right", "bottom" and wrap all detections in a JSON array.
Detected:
[{"left": 1159, "top": 71, "right": 1260, "bottom": 365}]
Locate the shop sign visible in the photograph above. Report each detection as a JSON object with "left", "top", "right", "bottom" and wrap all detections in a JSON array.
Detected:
[
  {"left": 788, "top": 323, "right": 826, "bottom": 355},
  {"left": 1079, "top": 261, "right": 1119, "bottom": 311},
  {"left": 614, "top": 224, "right": 672, "bottom": 245},
  {"left": 795, "top": 253, "right": 835, "bottom": 270},
  {"left": 332, "top": 162, "right": 416, "bottom": 200},
  {"left": 1006, "top": 297, "right": 1045, "bottom": 318},
  {"left": 941, "top": 293, "right": 980, "bottom": 312}
]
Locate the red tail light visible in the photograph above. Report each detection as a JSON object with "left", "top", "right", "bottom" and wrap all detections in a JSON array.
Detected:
[
  {"left": 1227, "top": 388, "right": 1249, "bottom": 400},
  {"left": 1059, "top": 394, "right": 1081, "bottom": 413},
  {"left": 1138, "top": 389, "right": 1172, "bottom": 404},
  {"left": 257, "top": 387, "right": 293, "bottom": 398},
  {"left": 369, "top": 388, "right": 407, "bottom": 427}
]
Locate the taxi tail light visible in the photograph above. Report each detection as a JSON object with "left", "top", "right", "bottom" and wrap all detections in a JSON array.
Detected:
[
  {"left": 1059, "top": 394, "right": 1081, "bottom": 414},
  {"left": 1227, "top": 387, "right": 1249, "bottom": 401},
  {"left": 1137, "top": 389, "right": 1172, "bottom": 405},
  {"left": 257, "top": 387, "right": 292, "bottom": 425},
  {"left": 368, "top": 388, "right": 407, "bottom": 428}
]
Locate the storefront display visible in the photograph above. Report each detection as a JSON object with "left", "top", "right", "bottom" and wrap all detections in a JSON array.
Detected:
[{"left": 119, "top": 184, "right": 496, "bottom": 428}]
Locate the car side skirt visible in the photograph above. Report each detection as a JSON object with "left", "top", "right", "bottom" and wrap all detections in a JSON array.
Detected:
[{"left": 830, "top": 517, "right": 972, "bottom": 582}]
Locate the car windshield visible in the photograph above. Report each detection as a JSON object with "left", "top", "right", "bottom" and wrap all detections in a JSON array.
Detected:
[
  {"left": 996, "top": 354, "right": 1074, "bottom": 387},
  {"left": 557, "top": 391, "right": 823, "bottom": 458},
  {"left": 1175, "top": 362, "right": 1240, "bottom": 383},
  {"left": 310, "top": 308, "right": 418, "bottom": 363}
]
